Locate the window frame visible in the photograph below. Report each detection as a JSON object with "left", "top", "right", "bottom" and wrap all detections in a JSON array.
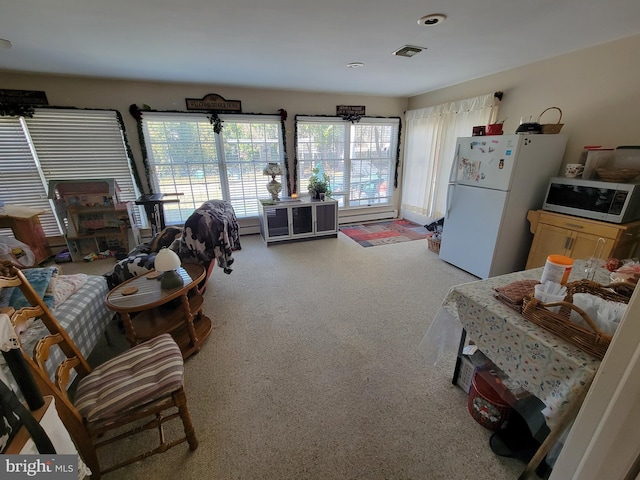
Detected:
[
  {"left": 294, "top": 115, "right": 400, "bottom": 209},
  {"left": 140, "top": 111, "right": 286, "bottom": 223}
]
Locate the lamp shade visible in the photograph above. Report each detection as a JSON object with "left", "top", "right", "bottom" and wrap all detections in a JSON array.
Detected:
[
  {"left": 155, "top": 247, "right": 181, "bottom": 272},
  {"left": 263, "top": 163, "right": 283, "bottom": 176}
]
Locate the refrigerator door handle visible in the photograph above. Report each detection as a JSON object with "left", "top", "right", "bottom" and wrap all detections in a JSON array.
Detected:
[
  {"left": 445, "top": 142, "right": 461, "bottom": 219},
  {"left": 449, "top": 143, "right": 461, "bottom": 183},
  {"left": 445, "top": 183, "right": 454, "bottom": 219}
]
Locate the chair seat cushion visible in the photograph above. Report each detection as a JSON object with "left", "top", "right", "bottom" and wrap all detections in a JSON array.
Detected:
[{"left": 74, "top": 333, "right": 184, "bottom": 423}]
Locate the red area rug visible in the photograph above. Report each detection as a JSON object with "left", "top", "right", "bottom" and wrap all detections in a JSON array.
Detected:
[{"left": 340, "top": 219, "right": 432, "bottom": 247}]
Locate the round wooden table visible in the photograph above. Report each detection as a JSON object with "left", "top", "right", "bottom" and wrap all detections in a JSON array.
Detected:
[{"left": 105, "top": 263, "right": 212, "bottom": 358}]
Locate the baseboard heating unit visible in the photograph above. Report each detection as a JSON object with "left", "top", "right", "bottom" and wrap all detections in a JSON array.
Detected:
[{"left": 339, "top": 208, "right": 398, "bottom": 226}]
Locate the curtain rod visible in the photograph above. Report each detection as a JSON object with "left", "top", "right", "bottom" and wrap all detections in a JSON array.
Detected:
[{"left": 494, "top": 91, "right": 503, "bottom": 101}]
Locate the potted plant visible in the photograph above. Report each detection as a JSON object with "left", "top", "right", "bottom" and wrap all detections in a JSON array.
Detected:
[{"left": 308, "top": 166, "right": 332, "bottom": 199}]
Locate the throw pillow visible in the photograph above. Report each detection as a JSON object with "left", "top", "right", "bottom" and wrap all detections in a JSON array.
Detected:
[
  {"left": 8, "top": 267, "right": 58, "bottom": 310},
  {"left": 53, "top": 274, "right": 89, "bottom": 307}
]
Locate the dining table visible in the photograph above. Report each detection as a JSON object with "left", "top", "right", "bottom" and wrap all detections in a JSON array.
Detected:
[
  {"left": 421, "top": 260, "right": 619, "bottom": 478},
  {"left": 423, "top": 259, "right": 610, "bottom": 429}
]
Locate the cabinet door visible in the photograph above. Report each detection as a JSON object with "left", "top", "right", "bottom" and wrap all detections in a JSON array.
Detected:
[
  {"left": 570, "top": 232, "right": 613, "bottom": 261},
  {"left": 291, "top": 205, "right": 313, "bottom": 235},
  {"left": 265, "top": 207, "right": 290, "bottom": 238},
  {"left": 315, "top": 203, "right": 337, "bottom": 234},
  {"left": 526, "top": 223, "right": 570, "bottom": 268}
]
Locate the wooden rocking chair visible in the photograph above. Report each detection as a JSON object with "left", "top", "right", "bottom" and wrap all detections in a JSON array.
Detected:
[{"left": 0, "top": 262, "right": 198, "bottom": 478}]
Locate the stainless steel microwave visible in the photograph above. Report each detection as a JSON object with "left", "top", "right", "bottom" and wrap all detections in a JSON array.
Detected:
[{"left": 542, "top": 177, "right": 640, "bottom": 223}]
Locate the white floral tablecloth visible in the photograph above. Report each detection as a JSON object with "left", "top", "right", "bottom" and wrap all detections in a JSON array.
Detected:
[{"left": 424, "top": 260, "right": 609, "bottom": 428}]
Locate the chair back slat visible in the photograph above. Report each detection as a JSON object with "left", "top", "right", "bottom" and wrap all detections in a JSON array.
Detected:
[
  {"left": 0, "top": 262, "right": 100, "bottom": 476},
  {"left": 57, "top": 357, "right": 82, "bottom": 396},
  {"left": 7, "top": 265, "right": 92, "bottom": 377},
  {"left": 33, "top": 333, "right": 63, "bottom": 369},
  {"left": 9, "top": 305, "right": 42, "bottom": 338}
]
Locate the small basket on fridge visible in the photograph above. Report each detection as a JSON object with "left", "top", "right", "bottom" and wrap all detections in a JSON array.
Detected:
[{"left": 538, "top": 107, "right": 564, "bottom": 134}]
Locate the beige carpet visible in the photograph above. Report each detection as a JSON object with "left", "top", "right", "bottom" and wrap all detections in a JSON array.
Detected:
[{"left": 64, "top": 233, "right": 526, "bottom": 480}]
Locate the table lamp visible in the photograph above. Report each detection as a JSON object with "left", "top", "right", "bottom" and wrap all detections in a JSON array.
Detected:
[
  {"left": 263, "top": 162, "right": 283, "bottom": 201},
  {"left": 155, "top": 247, "right": 183, "bottom": 290}
]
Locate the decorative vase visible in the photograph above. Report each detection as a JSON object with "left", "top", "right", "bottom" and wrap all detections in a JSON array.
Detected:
[{"left": 267, "top": 178, "right": 282, "bottom": 201}]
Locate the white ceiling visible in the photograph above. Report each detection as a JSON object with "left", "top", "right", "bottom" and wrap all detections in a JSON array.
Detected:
[{"left": 2, "top": 0, "right": 640, "bottom": 97}]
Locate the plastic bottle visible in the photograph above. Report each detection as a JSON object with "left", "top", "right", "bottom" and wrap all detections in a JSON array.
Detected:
[{"left": 540, "top": 254, "right": 574, "bottom": 285}]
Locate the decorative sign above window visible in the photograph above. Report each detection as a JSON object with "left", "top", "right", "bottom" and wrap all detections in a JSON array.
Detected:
[
  {"left": 185, "top": 93, "right": 242, "bottom": 113},
  {"left": 336, "top": 105, "right": 365, "bottom": 116},
  {"left": 337, "top": 105, "right": 365, "bottom": 123},
  {"left": 0, "top": 89, "right": 49, "bottom": 106},
  {"left": 0, "top": 89, "right": 48, "bottom": 117}
]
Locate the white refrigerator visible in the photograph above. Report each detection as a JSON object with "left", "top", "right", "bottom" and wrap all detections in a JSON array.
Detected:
[{"left": 439, "top": 134, "right": 568, "bottom": 278}]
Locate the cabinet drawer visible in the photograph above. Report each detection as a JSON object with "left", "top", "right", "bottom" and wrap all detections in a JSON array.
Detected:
[{"left": 538, "top": 212, "right": 620, "bottom": 239}]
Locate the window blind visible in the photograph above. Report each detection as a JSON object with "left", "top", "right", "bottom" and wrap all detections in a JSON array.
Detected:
[
  {"left": 27, "top": 109, "right": 139, "bottom": 201},
  {"left": 0, "top": 116, "right": 54, "bottom": 233},
  {"left": 0, "top": 109, "right": 140, "bottom": 237},
  {"left": 141, "top": 112, "right": 284, "bottom": 221}
]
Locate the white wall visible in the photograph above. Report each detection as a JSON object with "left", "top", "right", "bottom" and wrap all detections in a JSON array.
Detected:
[{"left": 408, "top": 33, "right": 640, "bottom": 174}]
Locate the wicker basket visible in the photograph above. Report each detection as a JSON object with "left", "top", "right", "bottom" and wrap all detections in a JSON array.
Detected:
[
  {"left": 521, "top": 279, "right": 633, "bottom": 359},
  {"left": 427, "top": 237, "right": 441, "bottom": 254},
  {"left": 564, "top": 279, "right": 634, "bottom": 304},
  {"left": 595, "top": 168, "right": 640, "bottom": 183},
  {"left": 538, "top": 107, "right": 564, "bottom": 134}
]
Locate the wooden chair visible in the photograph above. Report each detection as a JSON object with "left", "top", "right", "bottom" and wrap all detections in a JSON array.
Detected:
[{"left": 0, "top": 262, "right": 198, "bottom": 478}]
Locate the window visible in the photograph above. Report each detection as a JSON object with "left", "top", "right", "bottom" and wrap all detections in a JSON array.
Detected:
[
  {"left": 295, "top": 116, "right": 399, "bottom": 208},
  {"left": 141, "top": 112, "right": 285, "bottom": 222},
  {"left": 401, "top": 93, "right": 498, "bottom": 224},
  {"left": 0, "top": 109, "right": 139, "bottom": 237}
]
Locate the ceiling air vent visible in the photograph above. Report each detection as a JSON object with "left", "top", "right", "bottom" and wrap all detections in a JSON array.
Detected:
[{"left": 392, "top": 45, "right": 425, "bottom": 58}]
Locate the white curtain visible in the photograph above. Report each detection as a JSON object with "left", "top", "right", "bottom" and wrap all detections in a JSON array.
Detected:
[{"left": 401, "top": 93, "right": 499, "bottom": 225}]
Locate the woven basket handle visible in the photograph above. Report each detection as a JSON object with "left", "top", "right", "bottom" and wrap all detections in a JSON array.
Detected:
[
  {"left": 538, "top": 107, "right": 563, "bottom": 124},
  {"left": 600, "top": 280, "right": 637, "bottom": 291},
  {"left": 542, "top": 300, "right": 610, "bottom": 339}
]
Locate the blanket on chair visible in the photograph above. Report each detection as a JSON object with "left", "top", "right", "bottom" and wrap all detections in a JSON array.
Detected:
[
  {"left": 171, "top": 200, "right": 241, "bottom": 274},
  {"left": 104, "top": 200, "right": 241, "bottom": 288}
]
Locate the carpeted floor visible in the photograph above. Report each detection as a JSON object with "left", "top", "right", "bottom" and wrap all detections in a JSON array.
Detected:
[
  {"left": 61, "top": 233, "right": 527, "bottom": 480},
  {"left": 340, "top": 219, "right": 431, "bottom": 247}
]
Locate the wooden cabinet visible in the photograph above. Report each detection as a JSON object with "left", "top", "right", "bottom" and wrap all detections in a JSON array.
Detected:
[
  {"left": 49, "top": 179, "right": 132, "bottom": 261},
  {"left": 258, "top": 197, "right": 338, "bottom": 245},
  {"left": 525, "top": 210, "right": 640, "bottom": 269},
  {"left": 0, "top": 205, "right": 52, "bottom": 264}
]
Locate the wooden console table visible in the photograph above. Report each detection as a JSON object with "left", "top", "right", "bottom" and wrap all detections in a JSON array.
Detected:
[
  {"left": 0, "top": 204, "right": 52, "bottom": 264},
  {"left": 105, "top": 263, "right": 212, "bottom": 358}
]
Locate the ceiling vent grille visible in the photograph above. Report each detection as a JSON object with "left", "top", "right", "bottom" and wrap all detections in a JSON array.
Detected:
[{"left": 392, "top": 45, "right": 424, "bottom": 58}]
